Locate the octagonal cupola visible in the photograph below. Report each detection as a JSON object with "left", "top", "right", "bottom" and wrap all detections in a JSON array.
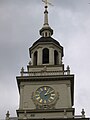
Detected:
[
  {"left": 29, "top": 1, "right": 63, "bottom": 66},
  {"left": 29, "top": 37, "right": 63, "bottom": 66}
]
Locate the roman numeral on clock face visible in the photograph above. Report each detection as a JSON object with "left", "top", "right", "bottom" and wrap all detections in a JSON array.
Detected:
[
  {"left": 44, "top": 100, "right": 46, "bottom": 104},
  {"left": 39, "top": 99, "right": 43, "bottom": 103},
  {"left": 50, "top": 96, "right": 54, "bottom": 100},
  {"left": 44, "top": 87, "right": 47, "bottom": 90},
  {"left": 35, "top": 94, "right": 39, "bottom": 97},
  {"left": 36, "top": 97, "right": 40, "bottom": 100},
  {"left": 40, "top": 88, "right": 43, "bottom": 91},
  {"left": 51, "top": 94, "right": 55, "bottom": 96}
]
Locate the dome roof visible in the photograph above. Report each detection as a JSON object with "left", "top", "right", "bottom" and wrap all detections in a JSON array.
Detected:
[
  {"left": 32, "top": 37, "right": 60, "bottom": 47},
  {"left": 29, "top": 37, "right": 63, "bottom": 58}
]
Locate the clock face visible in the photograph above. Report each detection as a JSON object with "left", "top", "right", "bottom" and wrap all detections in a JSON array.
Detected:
[{"left": 35, "top": 86, "right": 56, "bottom": 104}]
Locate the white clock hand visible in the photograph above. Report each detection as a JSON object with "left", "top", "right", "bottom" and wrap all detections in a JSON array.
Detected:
[
  {"left": 44, "top": 88, "right": 50, "bottom": 95},
  {"left": 45, "top": 90, "right": 54, "bottom": 96}
]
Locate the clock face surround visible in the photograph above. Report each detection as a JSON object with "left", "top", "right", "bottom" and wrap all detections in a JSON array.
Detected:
[{"left": 34, "top": 86, "right": 56, "bottom": 104}]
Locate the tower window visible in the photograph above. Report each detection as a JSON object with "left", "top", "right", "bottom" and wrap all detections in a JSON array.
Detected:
[
  {"left": 33, "top": 51, "right": 37, "bottom": 65},
  {"left": 42, "top": 33, "right": 44, "bottom": 37},
  {"left": 42, "top": 48, "right": 49, "bottom": 64},
  {"left": 54, "top": 50, "right": 59, "bottom": 65},
  {"left": 45, "top": 32, "right": 47, "bottom": 37}
]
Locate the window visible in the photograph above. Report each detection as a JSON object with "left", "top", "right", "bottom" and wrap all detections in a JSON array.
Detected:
[
  {"left": 42, "top": 33, "right": 44, "bottom": 37},
  {"left": 49, "top": 33, "right": 51, "bottom": 36},
  {"left": 42, "top": 48, "right": 49, "bottom": 64},
  {"left": 45, "top": 32, "right": 47, "bottom": 37},
  {"left": 33, "top": 51, "right": 37, "bottom": 65},
  {"left": 54, "top": 50, "right": 59, "bottom": 65}
]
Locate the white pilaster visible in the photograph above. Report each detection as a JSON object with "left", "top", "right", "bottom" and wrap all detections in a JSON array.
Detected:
[
  {"left": 19, "top": 84, "right": 24, "bottom": 109},
  {"left": 37, "top": 47, "right": 42, "bottom": 65},
  {"left": 49, "top": 47, "right": 54, "bottom": 65},
  {"left": 31, "top": 52, "right": 33, "bottom": 65},
  {"left": 67, "top": 84, "right": 72, "bottom": 107},
  {"left": 59, "top": 52, "right": 62, "bottom": 64}
]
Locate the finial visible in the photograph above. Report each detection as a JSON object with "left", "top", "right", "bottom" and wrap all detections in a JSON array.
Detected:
[
  {"left": 20, "top": 67, "right": 24, "bottom": 76},
  {"left": 81, "top": 109, "right": 85, "bottom": 118},
  {"left": 64, "top": 109, "right": 67, "bottom": 118},
  {"left": 6, "top": 111, "right": 10, "bottom": 120},
  {"left": 42, "top": 0, "right": 49, "bottom": 26},
  {"left": 42, "top": 0, "right": 48, "bottom": 7},
  {"left": 42, "top": 0, "right": 53, "bottom": 7},
  {"left": 28, "top": 61, "right": 32, "bottom": 66},
  {"left": 66, "top": 65, "right": 70, "bottom": 75},
  {"left": 40, "top": 0, "right": 53, "bottom": 37},
  {"left": 23, "top": 111, "right": 27, "bottom": 119}
]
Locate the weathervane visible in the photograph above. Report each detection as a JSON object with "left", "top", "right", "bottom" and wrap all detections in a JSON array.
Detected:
[{"left": 42, "top": 0, "right": 53, "bottom": 7}]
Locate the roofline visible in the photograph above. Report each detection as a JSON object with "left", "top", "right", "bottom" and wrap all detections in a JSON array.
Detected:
[{"left": 29, "top": 41, "right": 63, "bottom": 58}]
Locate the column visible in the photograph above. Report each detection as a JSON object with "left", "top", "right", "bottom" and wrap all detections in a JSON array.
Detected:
[
  {"left": 49, "top": 47, "right": 54, "bottom": 65},
  {"left": 37, "top": 47, "right": 42, "bottom": 65},
  {"left": 59, "top": 52, "right": 62, "bottom": 64},
  {"left": 31, "top": 52, "right": 33, "bottom": 65}
]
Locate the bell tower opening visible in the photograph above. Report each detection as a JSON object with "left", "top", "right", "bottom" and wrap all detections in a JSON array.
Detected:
[
  {"left": 33, "top": 51, "right": 37, "bottom": 65},
  {"left": 42, "top": 48, "right": 49, "bottom": 64},
  {"left": 54, "top": 50, "right": 59, "bottom": 65}
]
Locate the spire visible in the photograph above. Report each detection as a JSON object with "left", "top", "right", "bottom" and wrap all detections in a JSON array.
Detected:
[
  {"left": 44, "top": 5, "right": 49, "bottom": 26},
  {"left": 40, "top": 0, "right": 53, "bottom": 37}
]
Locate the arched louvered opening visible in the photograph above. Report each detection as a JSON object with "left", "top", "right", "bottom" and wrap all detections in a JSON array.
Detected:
[
  {"left": 33, "top": 51, "right": 37, "bottom": 65},
  {"left": 54, "top": 50, "right": 59, "bottom": 65},
  {"left": 42, "top": 48, "right": 49, "bottom": 64}
]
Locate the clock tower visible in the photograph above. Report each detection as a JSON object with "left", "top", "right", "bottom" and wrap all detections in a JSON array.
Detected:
[{"left": 16, "top": 1, "right": 88, "bottom": 120}]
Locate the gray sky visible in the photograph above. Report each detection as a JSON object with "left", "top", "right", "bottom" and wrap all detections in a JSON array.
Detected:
[{"left": 0, "top": 0, "right": 90, "bottom": 119}]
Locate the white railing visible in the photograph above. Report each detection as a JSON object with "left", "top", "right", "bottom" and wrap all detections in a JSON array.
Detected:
[{"left": 20, "top": 70, "right": 69, "bottom": 76}]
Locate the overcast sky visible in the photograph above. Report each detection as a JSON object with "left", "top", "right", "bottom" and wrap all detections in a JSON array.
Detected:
[{"left": 0, "top": 0, "right": 90, "bottom": 119}]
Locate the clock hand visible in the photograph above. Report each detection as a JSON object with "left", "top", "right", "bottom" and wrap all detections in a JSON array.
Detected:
[
  {"left": 44, "top": 90, "right": 54, "bottom": 96},
  {"left": 44, "top": 88, "right": 50, "bottom": 95}
]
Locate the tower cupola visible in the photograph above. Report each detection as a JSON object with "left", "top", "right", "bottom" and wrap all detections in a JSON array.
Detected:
[
  {"left": 40, "top": 0, "right": 53, "bottom": 37},
  {"left": 29, "top": 0, "right": 63, "bottom": 66}
]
